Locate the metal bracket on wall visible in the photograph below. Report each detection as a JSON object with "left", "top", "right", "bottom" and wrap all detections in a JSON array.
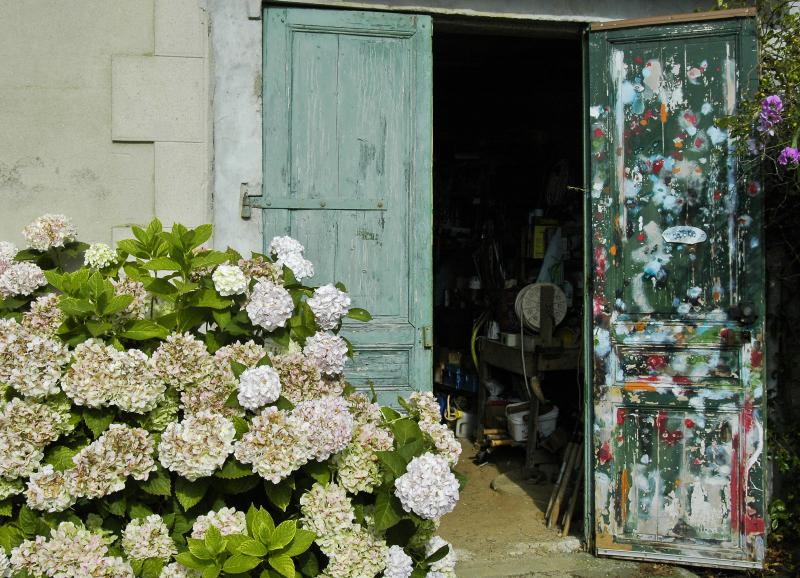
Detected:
[
  {"left": 240, "top": 183, "right": 260, "bottom": 219},
  {"left": 241, "top": 186, "right": 389, "bottom": 218}
]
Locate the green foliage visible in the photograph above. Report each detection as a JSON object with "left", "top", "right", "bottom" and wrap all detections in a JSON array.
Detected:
[{"left": 0, "top": 217, "right": 460, "bottom": 577}]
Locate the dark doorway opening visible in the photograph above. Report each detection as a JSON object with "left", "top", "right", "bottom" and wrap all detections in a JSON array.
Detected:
[{"left": 431, "top": 27, "right": 588, "bottom": 565}]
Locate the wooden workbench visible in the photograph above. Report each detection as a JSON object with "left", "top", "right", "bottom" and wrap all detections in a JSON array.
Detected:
[{"left": 475, "top": 336, "right": 580, "bottom": 477}]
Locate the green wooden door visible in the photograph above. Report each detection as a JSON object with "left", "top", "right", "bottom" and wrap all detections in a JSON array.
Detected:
[
  {"left": 587, "top": 12, "right": 764, "bottom": 569},
  {"left": 261, "top": 7, "right": 433, "bottom": 404}
]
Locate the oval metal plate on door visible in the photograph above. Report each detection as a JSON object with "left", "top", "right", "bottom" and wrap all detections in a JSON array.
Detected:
[{"left": 662, "top": 225, "right": 707, "bottom": 244}]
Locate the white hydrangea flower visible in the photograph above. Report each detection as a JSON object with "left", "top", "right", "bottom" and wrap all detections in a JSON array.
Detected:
[
  {"left": 0, "top": 549, "right": 9, "bottom": 578},
  {"left": 22, "top": 214, "right": 77, "bottom": 251},
  {"left": 212, "top": 264, "right": 248, "bottom": 296},
  {"left": 151, "top": 332, "right": 214, "bottom": 391},
  {"left": 409, "top": 391, "right": 442, "bottom": 427},
  {"left": 245, "top": 279, "right": 294, "bottom": 331},
  {"left": 72, "top": 425, "right": 156, "bottom": 500},
  {"left": 25, "top": 464, "right": 77, "bottom": 513},
  {"left": 237, "top": 365, "right": 282, "bottom": 410},
  {"left": 61, "top": 340, "right": 164, "bottom": 412},
  {"left": 160, "top": 562, "right": 201, "bottom": 578},
  {"left": 122, "top": 515, "right": 176, "bottom": 561},
  {"left": 299, "top": 483, "right": 356, "bottom": 549},
  {"left": 182, "top": 341, "right": 266, "bottom": 417},
  {"left": 0, "top": 241, "right": 17, "bottom": 276},
  {"left": 268, "top": 236, "right": 305, "bottom": 258},
  {"left": 158, "top": 411, "right": 235, "bottom": 480},
  {"left": 422, "top": 422, "right": 462, "bottom": 467},
  {"left": 292, "top": 396, "right": 354, "bottom": 462},
  {"left": 10, "top": 521, "right": 134, "bottom": 578},
  {"left": 191, "top": 507, "right": 247, "bottom": 539},
  {"left": 308, "top": 284, "right": 351, "bottom": 330},
  {"left": 0, "top": 318, "right": 69, "bottom": 398},
  {"left": 322, "top": 527, "right": 388, "bottom": 578},
  {"left": 303, "top": 331, "right": 349, "bottom": 376},
  {"left": 279, "top": 251, "right": 315, "bottom": 281},
  {"left": 233, "top": 407, "right": 313, "bottom": 483},
  {"left": 335, "top": 444, "right": 382, "bottom": 495},
  {"left": 425, "top": 536, "right": 456, "bottom": 578},
  {"left": 395, "top": 453, "right": 459, "bottom": 520},
  {"left": 0, "top": 398, "right": 72, "bottom": 480},
  {"left": 84, "top": 242, "right": 116, "bottom": 269},
  {"left": 384, "top": 545, "right": 414, "bottom": 578},
  {"left": 22, "top": 293, "right": 63, "bottom": 336},
  {"left": 0, "top": 477, "right": 24, "bottom": 501},
  {"left": 111, "top": 278, "right": 149, "bottom": 320},
  {"left": 0, "top": 261, "right": 47, "bottom": 297}
]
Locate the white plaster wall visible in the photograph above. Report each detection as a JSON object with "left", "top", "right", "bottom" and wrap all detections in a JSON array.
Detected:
[{"left": 0, "top": 0, "right": 211, "bottom": 247}]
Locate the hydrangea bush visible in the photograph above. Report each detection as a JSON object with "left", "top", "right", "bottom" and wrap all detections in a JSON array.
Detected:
[{"left": 0, "top": 215, "right": 462, "bottom": 578}]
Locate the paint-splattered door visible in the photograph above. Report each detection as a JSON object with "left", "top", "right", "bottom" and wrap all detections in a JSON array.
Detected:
[
  {"left": 261, "top": 8, "right": 433, "bottom": 405},
  {"left": 588, "top": 11, "right": 764, "bottom": 569}
]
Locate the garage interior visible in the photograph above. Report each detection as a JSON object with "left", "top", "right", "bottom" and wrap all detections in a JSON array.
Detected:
[{"left": 429, "top": 23, "right": 590, "bottom": 568}]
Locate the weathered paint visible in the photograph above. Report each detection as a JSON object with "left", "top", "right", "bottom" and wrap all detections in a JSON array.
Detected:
[
  {"left": 261, "top": 7, "right": 433, "bottom": 404},
  {"left": 588, "top": 15, "right": 763, "bottom": 569}
]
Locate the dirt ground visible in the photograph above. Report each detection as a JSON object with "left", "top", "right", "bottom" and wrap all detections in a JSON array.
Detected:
[{"left": 438, "top": 439, "right": 705, "bottom": 578}]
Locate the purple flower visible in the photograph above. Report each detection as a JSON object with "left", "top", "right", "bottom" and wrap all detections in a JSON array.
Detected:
[
  {"left": 758, "top": 95, "right": 783, "bottom": 135},
  {"left": 778, "top": 146, "right": 800, "bottom": 166}
]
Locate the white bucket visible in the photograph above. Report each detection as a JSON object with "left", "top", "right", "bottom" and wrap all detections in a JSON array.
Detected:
[
  {"left": 455, "top": 411, "right": 476, "bottom": 439},
  {"left": 538, "top": 406, "right": 559, "bottom": 439},
  {"left": 505, "top": 404, "right": 559, "bottom": 442},
  {"left": 506, "top": 402, "right": 529, "bottom": 442}
]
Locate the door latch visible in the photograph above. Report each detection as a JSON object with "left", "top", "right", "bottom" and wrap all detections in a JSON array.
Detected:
[{"left": 422, "top": 326, "right": 433, "bottom": 349}]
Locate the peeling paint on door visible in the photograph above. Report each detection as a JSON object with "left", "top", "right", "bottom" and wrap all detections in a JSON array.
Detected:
[{"left": 588, "top": 15, "right": 763, "bottom": 570}]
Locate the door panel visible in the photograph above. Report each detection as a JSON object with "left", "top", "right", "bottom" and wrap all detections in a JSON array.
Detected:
[
  {"left": 262, "top": 7, "right": 433, "bottom": 404},
  {"left": 588, "top": 13, "right": 764, "bottom": 569}
]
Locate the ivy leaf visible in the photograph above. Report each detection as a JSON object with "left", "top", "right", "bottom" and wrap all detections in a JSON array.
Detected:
[
  {"left": 119, "top": 320, "right": 170, "bottom": 341},
  {"left": 216, "top": 459, "right": 253, "bottom": 480},
  {"left": 140, "top": 467, "right": 172, "bottom": 496},
  {"left": 83, "top": 408, "right": 115, "bottom": 438},
  {"left": 175, "top": 477, "right": 211, "bottom": 511},
  {"left": 346, "top": 308, "right": 372, "bottom": 322},
  {"left": 372, "top": 492, "right": 403, "bottom": 531},
  {"left": 267, "top": 554, "right": 295, "bottom": 578},
  {"left": 223, "top": 554, "right": 262, "bottom": 574}
]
